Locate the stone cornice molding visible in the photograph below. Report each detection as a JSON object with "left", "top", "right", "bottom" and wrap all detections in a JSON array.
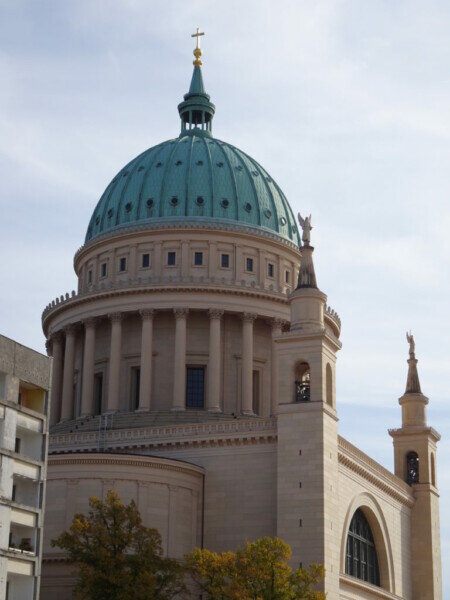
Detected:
[
  {"left": 74, "top": 218, "right": 302, "bottom": 264},
  {"left": 49, "top": 418, "right": 277, "bottom": 454},
  {"left": 208, "top": 309, "right": 224, "bottom": 320},
  {"left": 338, "top": 436, "right": 414, "bottom": 507},
  {"left": 48, "top": 453, "right": 205, "bottom": 478},
  {"left": 42, "top": 280, "right": 291, "bottom": 334},
  {"left": 174, "top": 308, "right": 189, "bottom": 319},
  {"left": 139, "top": 309, "right": 155, "bottom": 320}
]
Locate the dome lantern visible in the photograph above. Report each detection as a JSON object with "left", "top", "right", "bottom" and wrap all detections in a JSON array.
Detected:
[{"left": 177, "top": 28, "right": 215, "bottom": 136}]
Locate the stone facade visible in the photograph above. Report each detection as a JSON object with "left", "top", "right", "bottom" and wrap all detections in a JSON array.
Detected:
[{"left": 39, "top": 55, "right": 442, "bottom": 600}]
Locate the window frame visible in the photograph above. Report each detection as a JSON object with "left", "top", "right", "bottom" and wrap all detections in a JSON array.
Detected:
[
  {"left": 345, "top": 509, "right": 380, "bottom": 587},
  {"left": 194, "top": 251, "right": 203, "bottom": 266},
  {"left": 100, "top": 262, "right": 107, "bottom": 278},
  {"left": 118, "top": 257, "right": 127, "bottom": 272},
  {"left": 245, "top": 257, "right": 254, "bottom": 273},
  {"left": 167, "top": 251, "right": 176, "bottom": 266},
  {"left": 220, "top": 253, "right": 230, "bottom": 269},
  {"left": 185, "top": 366, "right": 205, "bottom": 409},
  {"left": 267, "top": 262, "right": 274, "bottom": 278},
  {"left": 141, "top": 253, "right": 150, "bottom": 269}
]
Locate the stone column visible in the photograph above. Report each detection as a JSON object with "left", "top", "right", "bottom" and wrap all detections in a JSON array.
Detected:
[
  {"left": 208, "top": 310, "right": 223, "bottom": 412},
  {"left": 138, "top": 309, "right": 154, "bottom": 411},
  {"left": 270, "top": 319, "right": 283, "bottom": 416},
  {"left": 81, "top": 318, "right": 96, "bottom": 416},
  {"left": 241, "top": 313, "right": 256, "bottom": 415},
  {"left": 107, "top": 313, "right": 123, "bottom": 413},
  {"left": 49, "top": 332, "right": 64, "bottom": 425},
  {"left": 172, "top": 308, "right": 189, "bottom": 411},
  {"left": 61, "top": 325, "right": 77, "bottom": 421}
]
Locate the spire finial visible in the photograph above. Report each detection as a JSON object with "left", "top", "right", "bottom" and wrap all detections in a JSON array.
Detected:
[
  {"left": 191, "top": 27, "right": 205, "bottom": 67},
  {"left": 296, "top": 211, "right": 318, "bottom": 289},
  {"left": 405, "top": 331, "right": 422, "bottom": 394}
]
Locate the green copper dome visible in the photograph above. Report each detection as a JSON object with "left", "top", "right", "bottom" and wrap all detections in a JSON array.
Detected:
[{"left": 85, "top": 65, "right": 300, "bottom": 247}]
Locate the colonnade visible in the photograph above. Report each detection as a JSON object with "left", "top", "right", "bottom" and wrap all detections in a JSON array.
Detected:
[{"left": 49, "top": 310, "right": 284, "bottom": 425}]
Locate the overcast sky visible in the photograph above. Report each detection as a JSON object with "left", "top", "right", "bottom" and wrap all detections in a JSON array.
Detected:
[{"left": 1, "top": 0, "right": 449, "bottom": 592}]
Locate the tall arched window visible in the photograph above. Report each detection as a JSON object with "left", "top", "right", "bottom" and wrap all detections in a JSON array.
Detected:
[
  {"left": 406, "top": 451, "right": 419, "bottom": 485},
  {"left": 345, "top": 509, "right": 380, "bottom": 586},
  {"left": 294, "top": 362, "right": 310, "bottom": 402}
]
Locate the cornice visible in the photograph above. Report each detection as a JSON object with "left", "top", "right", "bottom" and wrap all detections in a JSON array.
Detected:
[
  {"left": 48, "top": 452, "right": 205, "bottom": 478},
  {"left": 75, "top": 218, "right": 302, "bottom": 263},
  {"left": 42, "top": 280, "right": 291, "bottom": 334},
  {"left": 338, "top": 436, "right": 414, "bottom": 507},
  {"left": 49, "top": 418, "right": 278, "bottom": 454}
]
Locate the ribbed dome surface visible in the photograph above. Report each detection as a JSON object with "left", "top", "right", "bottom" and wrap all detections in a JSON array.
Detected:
[{"left": 86, "top": 134, "right": 300, "bottom": 246}]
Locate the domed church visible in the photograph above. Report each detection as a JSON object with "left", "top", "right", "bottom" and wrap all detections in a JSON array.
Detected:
[{"left": 42, "top": 33, "right": 442, "bottom": 599}]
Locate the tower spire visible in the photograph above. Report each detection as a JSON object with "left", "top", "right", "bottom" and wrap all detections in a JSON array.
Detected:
[
  {"left": 178, "top": 28, "right": 215, "bottom": 136},
  {"left": 405, "top": 331, "right": 421, "bottom": 394}
]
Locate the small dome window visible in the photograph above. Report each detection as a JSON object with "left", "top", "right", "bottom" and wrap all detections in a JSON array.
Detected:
[
  {"left": 235, "top": 165, "right": 243, "bottom": 172},
  {"left": 138, "top": 166, "right": 145, "bottom": 172},
  {"left": 196, "top": 160, "right": 204, "bottom": 166},
  {"left": 156, "top": 162, "right": 163, "bottom": 168},
  {"left": 175, "top": 160, "right": 182, "bottom": 166},
  {"left": 217, "top": 161, "right": 224, "bottom": 168},
  {"left": 123, "top": 171, "right": 129, "bottom": 177},
  {"left": 196, "top": 196, "right": 204, "bottom": 206},
  {"left": 245, "top": 203, "right": 252, "bottom": 213},
  {"left": 125, "top": 202, "right": 132, "bottom": 213},
  {"left": 107, "top": 208, "right": 114, "bottom": 218},
  {"left": 280, "top": 216, "right": 287, "bottom": 226},
  {"left": 95, "top": 216, "right": 100, "bottom": 225},
  {"left": 146, "top": 198, "right": 154, "bottom": 208},
  {"left": 170, "top": 197, "right": 178, "bottom": 206},
  {"left": 221, "top": 199, "right": 229, "bottom": 208},
  {"left": 266, "top": 177, "right": 272, "bottom": 183},
  {"left": 252, "top": 170, "right": 259, "bottom": 177},
  {"left": 265, "top": 209, "right": 272, "bottom": 219}
]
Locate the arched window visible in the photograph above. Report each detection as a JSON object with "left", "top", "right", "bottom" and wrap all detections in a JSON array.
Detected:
[
  {"left": 345, "top": 509, "right": 380, "bottom": 586},
  {"left": 294, "top": 362, "right": 310, "bottom": 402},
  {"left": 326, "top": 363, "right": 333, "bottom": 406},
  {"left": 406, "top": 451, "right": 419, "bottom": 485}
]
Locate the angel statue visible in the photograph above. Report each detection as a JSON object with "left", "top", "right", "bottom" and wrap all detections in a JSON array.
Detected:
[
  {"left": 298, "top": 212, "right": 313, "bottom": 246},
  {"left": 406, "top": 331, "right": 415, "bottom": 356}
]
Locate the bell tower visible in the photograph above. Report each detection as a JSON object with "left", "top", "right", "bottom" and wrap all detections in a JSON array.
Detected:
[
  {"left": 389, "top": 334, "right": 442, "bottom": 599},
  {"left": 275, "top": 214, "right": 342, "bottom": 596}
]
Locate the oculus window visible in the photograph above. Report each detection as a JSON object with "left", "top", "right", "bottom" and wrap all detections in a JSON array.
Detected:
[
  {"left": 345, "top": 509, "right": 380, "bottom": 587},
  {"left": 186, "top": 367, "right": 205, "bottom": 409}
]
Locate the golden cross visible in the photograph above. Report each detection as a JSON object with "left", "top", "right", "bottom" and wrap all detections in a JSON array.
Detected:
[{"left": 191, "top": 27, "right": 205, "bottom": 50}]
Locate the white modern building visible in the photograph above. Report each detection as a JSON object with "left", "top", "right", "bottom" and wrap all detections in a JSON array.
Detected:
[{"left": 0, "top": 335, "right": 51, "bottom": 600}]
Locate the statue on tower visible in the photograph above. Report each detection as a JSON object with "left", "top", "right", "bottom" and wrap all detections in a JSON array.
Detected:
[
  {"left": 297, "top": 212, "right": 313, "bottom": 246},
  {"left": 406, "top": 331, "right": 415, "bottom": 357}
]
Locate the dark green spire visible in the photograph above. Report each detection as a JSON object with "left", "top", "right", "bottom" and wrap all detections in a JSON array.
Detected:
[{"left": 178, "top": 30, "right": 215, "bottom": 136}]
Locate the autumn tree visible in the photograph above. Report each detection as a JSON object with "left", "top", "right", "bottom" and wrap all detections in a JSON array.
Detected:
[
  {"left": 51, "top": 489, "right": 185, "bottom": 600},
  {"left": 185, "top": 536, "right": 326, "bottom": 600}
]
